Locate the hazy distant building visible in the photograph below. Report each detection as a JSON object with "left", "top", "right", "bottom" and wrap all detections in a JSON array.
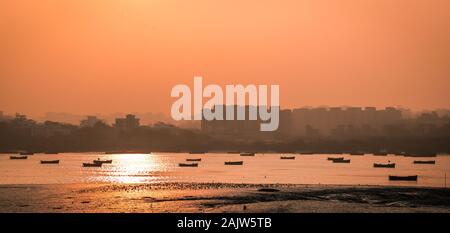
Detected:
[
  {"left": 32, "top": 121, "right": 75, "bottom": 137},
  {"left": 201, "top": 105, "right": 277, "bottom": 140},
  {"left": 114, "top": 114, "right": 140, "bottom": 131},
  {"left": 202, "top": 106, "right": 403, "bottom": 140},
  {"left": 289, "top": 107, "right": 402, "bottom": 137},
  {"left": 80, "top": 116, "right": 102, "bottom": 127}
]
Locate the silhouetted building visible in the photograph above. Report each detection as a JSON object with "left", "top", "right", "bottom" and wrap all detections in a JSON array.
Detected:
[
  {"left": 114, "top": 114, "right": 140, "bottom": 131},
  {"left": 80, "top": 116, "right": 103, "bottom": 127},
  {"left": 201, "top": 105, "right": 277, "bottom": 140},
  {"left": 202, "top": 106, "right": 403, "bottom": 140},
  {"left": 32, "top": 121, "right": 76, "bottom": 137}
]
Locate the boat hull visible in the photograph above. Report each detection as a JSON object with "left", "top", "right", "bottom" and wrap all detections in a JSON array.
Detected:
[
  {"left": 224, "top": 161, "right": 244, "bottom": 165},
  {"left": 178, "top": 163, "right": 198, "bottom": 167},
  {"left": 389, "top": 175, "right": 418, "bottom": 181},
  {"left": 373, "top": 163, "right": 395, "bottom": 168},
  {"left": 40, "top": 160, "right": 59, "bottom": 164}
]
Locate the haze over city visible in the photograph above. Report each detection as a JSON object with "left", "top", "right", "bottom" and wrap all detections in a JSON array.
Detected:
[{"left": 1, "top": 0, "right": 450, "bottom": 118}]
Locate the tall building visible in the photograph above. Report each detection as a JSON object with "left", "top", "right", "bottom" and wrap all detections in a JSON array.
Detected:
[
  {"left": 114, "top": 114, "right": 140, "bottom": 131},
  {"left": 202, "top": 106, "right": 403, "bottom": 139}
]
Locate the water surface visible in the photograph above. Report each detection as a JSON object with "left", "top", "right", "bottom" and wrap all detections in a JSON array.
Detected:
[{"left": 0, "top": 153, "right": 448, "bottom": 187}]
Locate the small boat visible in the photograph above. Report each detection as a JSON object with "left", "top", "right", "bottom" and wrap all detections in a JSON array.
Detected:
[
  {"left": 178, "top": 163, "right": 198, "bottom": 167},
  {"left": 82, "top": 163, "right": 102, "bottom": 167},
  {"left": 389, "top": 175, "right": 418, "bottom": 181},
  {"left": 332, "top": 159, "right": 350, "bottom": 163},
  {"left": 93, "top": 159, "right": 113, "bottom": 164},
  {"left": 280, "top": 156, "right": 295, "bottom": 160},
  {"left": 40, "top": 160, "right": 60, "bottom": 164},
  {"left": 19, "top": 152, "right": 34, "bottom": 155},
  {"left": 240, "top": 152, "right": 255, "bottom": 156},
  {"left": 413, "top": 160, "right": 436, "bottom": 164},
  {"left": 10, "top": 156, "right": 27, "bottom": 160},
  {"left": 373, "top": 163, "right": 395, "bottom": 168},
  {"left": 327, "top": 157, "right": 344, "bottom": 161},
  {"left": 186, "top": 158, "right": 201, "bottom": 162},
  {"left": 224, "top": 161, "right": 244, "bottom": 165}
]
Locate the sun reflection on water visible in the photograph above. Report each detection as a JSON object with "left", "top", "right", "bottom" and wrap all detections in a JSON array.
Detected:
[{"left": 98, "top": 153, "right": 168, "bottom": 183}]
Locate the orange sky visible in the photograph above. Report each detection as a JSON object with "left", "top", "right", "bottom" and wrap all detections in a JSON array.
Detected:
[{"left": 1, "top": 0, "right": 449, "bottom": 117}]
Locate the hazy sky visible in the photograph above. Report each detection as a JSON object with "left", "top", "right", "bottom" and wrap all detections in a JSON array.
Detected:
[{"left": 1, "top": 0, "right": 449, "bottom": 117}]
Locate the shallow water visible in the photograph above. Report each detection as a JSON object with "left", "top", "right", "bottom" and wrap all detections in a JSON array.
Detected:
[{"left": 0, "top": 153, "right": 449, "bottom": 187}]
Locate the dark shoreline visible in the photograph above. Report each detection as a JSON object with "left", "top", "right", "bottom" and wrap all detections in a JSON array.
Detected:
[{"left": 1, "top": 182, "right": 449, "bottom": 213}]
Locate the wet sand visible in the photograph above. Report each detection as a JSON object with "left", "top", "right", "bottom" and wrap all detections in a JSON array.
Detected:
[{"left": 1, "top": 183, "right": 449, "bottom": 213}]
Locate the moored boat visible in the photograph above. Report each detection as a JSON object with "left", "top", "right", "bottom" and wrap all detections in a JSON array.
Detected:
[
  {"left": 40, "top": 160, "right": 60, "bottom": 164},
  {"left": 10, "top": 155, "right": 27, "bottom": 160},
  {"left": 389, "top": 175, "right": 418, "bottom": 181},
  {"left": 178, "top": 163, "right": 198, "bottom": 167},
  {"left": 413, "top": 160, "right": 436, "bottom": 164},
  {"left": 186, "top": 158, "right": 201, "bottom": 162},
  {"left": 240, "top": 152, "right": 255, "bottom": 156},
  {"left": 280, "top": 156, "right": 295, "bottom": 160},
  {"left": 93, "top": 159, "right": 113, "bottom": 164},
  {"left": 327, "top": 157, "right": 344, "bottom": 161},
  {"left": 224, "top": 161, "right": 244, "bottom": 165},
  {"left": 82, "top": 162, "right": 102, "bottom": 167},
  {"left": 373, "top": 163, "right": 395, "bottom": 168},
  {"left": 332, "top": 159, "right": 350, "bottom": 163}
]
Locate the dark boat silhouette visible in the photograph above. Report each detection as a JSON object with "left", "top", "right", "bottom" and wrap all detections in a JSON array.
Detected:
[
  {"left": 389, "top": 175, "right": 418, "bottom": 181},
  {"left": 186, "top": 158, "right": 201, "bottom": 162},
  {"left": 10, "top": 155, "right": 27, "bottom": 160},
  {"left": 40, "top": 160, "right": 59, "bottom": 164},
  {"left": 93, "top": 159, "right": 113, "bottom": 164},
  {"left": 327, "top": 157, "right": 344, "bottom": 161},
  {"left": 332, "top": 159, "right": 350, "bottom": 163},
  {"left": 83, "top": 162, "right": 102, "bottom": 167},
  {"left": 224, "top": 161, "right": 244, "bottom": 165},
  {"left": 373, "top": 163, "right": 395, "bottom": 168},
  {"left": 280, "top": 156, "right": 295, "bottom": 160},
  {"left": 413, "top": 160, "right": 436, "bottom": 164},
  {"left": 178, "top": 163, "right": 198, "bottom": 167},
  {"left": 240, "top": 152, "right": 255, "bottom": 156}
]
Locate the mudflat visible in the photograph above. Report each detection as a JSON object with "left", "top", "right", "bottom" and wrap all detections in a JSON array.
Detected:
[{"left": 1, "top": 183, "right": 449, "bottom": 213}]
